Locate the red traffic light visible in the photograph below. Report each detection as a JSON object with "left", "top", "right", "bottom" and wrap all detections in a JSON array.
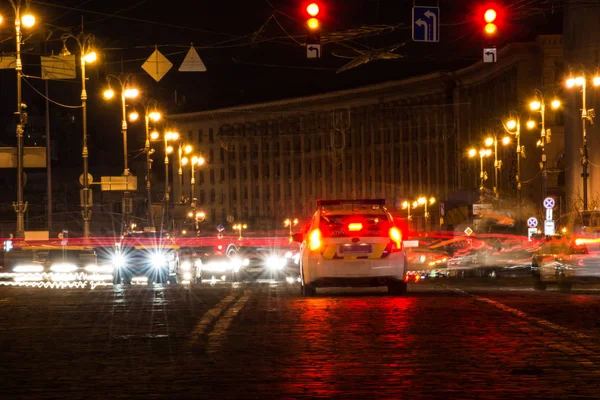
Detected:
[
  {"left": 484, "top": 9, "right": 497, "bottom": 23},
  {"left": 307, "top": 3, "right": 319, "bottom": 17}
]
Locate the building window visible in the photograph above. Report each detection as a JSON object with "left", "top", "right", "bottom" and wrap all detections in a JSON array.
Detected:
[
  {"left": 209, "top": 149, "right": 214, "bottom": 164},
  {"left": 233, "top": 189, "right": 237, "bottom": 201},
  {"left": 220, "top": 148, "right": 225, "bottom": 163},
  {"left": 242, "top": 145, "right": 247, "bottom": 161},
  {"left": 209, "top": 128, "right": 214, "bottom": 143},
  {"left": 243, "top": 186, "right": 248, "bottom": 200},
  {"left": 231, "top": 168, "right": 237, "bottom": 180},
  {"left": 198, "top": 129, "right": 203, "bottom": 143},
  {"left": 264, "top": 164, "right": 270, "bottom": 178},
  {"left": 220, "top": 168, "right": 225, "bottom": 183},
  {"left": 199, "top": 190, "right": 205, "bottom": 204},
  {"left": 210, "top": 169, "right": 215, "bottom": 184},
  {"left": 210, "top": 189, "right": 216, "bottom": 203},
  {"left": 266, "top": 184, "right": 270, "bottom": 199},
  {"left": 242, "top": 167, "right": 247, "bottom": 180},
  {"left": 199, "top": 170, "right": 205, "bottom": 184},
  {"left": 254, "top": 185, "right": 259, "bottom": 199},
  {"left": 211, "top": 208, "right": 216, "bottom": 222},
  {"left": 219, "top": 190, "right": 225, "bottom": 204}
]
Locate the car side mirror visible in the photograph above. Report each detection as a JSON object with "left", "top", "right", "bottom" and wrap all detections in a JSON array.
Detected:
[{"left": 291, "top": 233, "right": 304, "bottom": 243}]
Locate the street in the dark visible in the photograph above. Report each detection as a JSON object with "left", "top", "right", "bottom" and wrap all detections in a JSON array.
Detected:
[{"left": 2, "top": 282, "right": 600, "bottom": 399}]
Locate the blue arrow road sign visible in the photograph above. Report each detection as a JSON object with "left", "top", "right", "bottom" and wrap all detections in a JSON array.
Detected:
[
  {"left": 217, "top": 223, "right": 225, "bottom": 232},
  {"left": 412, "top": 6, "right": 440, "bottom": 42}
]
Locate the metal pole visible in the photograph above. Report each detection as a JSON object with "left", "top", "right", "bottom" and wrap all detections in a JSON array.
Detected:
[
  {"left": 145, "top": 115, "right": 154, "bottom": 229},
  {"left": 163, "top": 136, "right": 170, "bottom": 232},
  {"left": 540, "top": 101, "right": 547, "bottom": 201},
  {"left": 479, "top": 153, "right": 484, "bottom": 194},
  {"left": 178, "top": 144, "right": 183, "bottom": 203},
  {"left": 516, "top": 122, "right": 521, "bottom": 202},
  {"left": 14, "top": 4, "right": 26, "bottom": 238},
  {"left": 493, "top": 135, "right": 499, "bottom": 198},
  {"left": 581, "top": 82, "right": 589, "bottom": 213},
  {"left": 120, "top": 86, "right": 130, "bottom": 230},
  {"left": 45, "top": 68, "right": 52, "bottom": 233},
  {"left": 80, "top": 49, "right": 91, "bottom": 238},
  {"left": 190, "top": 161, "right": 196, "bottom": 208}
]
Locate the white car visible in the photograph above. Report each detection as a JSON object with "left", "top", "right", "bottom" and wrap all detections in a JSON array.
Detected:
[{"left": 293, "top": 199, "right": 407, "bottom": 296}]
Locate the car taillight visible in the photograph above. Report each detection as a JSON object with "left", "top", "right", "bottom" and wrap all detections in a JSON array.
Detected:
[
  {"left": 348, "top": 222, "right": 363, "bottom": 232},
  {"left": 389, "top": 227, "right": 402, "bottom": 251},
  {"left": 308, "top": 229, "right": 322, "bottom": 251}
]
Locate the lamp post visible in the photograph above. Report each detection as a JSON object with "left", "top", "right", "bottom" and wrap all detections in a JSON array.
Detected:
[
  {"left": 468, "top": 147, "right": 492, "bottom": 198},
  {"left": 417, "top": 196, "right": 436, "bottom": 231},
  {"left": 484, "top": 134, "right": 511, "bottom": 199},
  {"left": 502, "top": 115, "right": 535, "bottom": 208},
  {"left": 61, "top": 32, "right": 97, "bottom": 238},
  {"left": 178, "top": 143, "right": 193, "bottom": 203},
  {"left": 162, "top": 130, "right": 179, "bottom": 232},
  {"left": 566, "top": 75, "right": 600, "bottom": 214},
  {"left": 284, "top": 218, "right": 299, "bottom": 236},
  {"left": 529, "top": 90, "right": 561, "bottom": 201},
  {"left": 128, "top": 102, "right": 161, "bottom": 228},
  {"left": 5, "top": 2, "right": 35, "bottom": 237},
  {"left": 103, "top": 75, "right": 139, "bottom": 228},
  {"left": 233, "top": 223, "right": 247, "bottom": 240},
  {"left": 187, "top": 210, "right": 206, "bottom": 231},
  {"left": 181, "top": 155, "right": 205, "bottom": 209}
]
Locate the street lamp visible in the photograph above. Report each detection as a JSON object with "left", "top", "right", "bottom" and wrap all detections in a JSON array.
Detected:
[
  {"left": 566, "top": 74, "right": 600, "bottom": 214},
  {"left": 178, "top": 143, "right": 193, "bottom": 203},
  {"left": 103, "top": 74, "right": 139, "bottom": 176},
  {"left": 128, "top": 101, "right": 161, "bottom": 228},
  {"left": 284, "top": 218, "right": 299, "bottom": 236},
  {"left": 484, "top": 133, "right": 511, "bottom": 198},
  {"left": 103, "top": 74, "right": 139, "bottom": 228},
  {"left": 468, "top": 148, "right": 492, "bottom": 197},
  {"left": 233, "top": 223, "right": 247, "bottom": 240},
  {"left": 401, "top": 200, "right": 412, "bottom": 221},
  {"left": 4, "top": 1, "right": 36, "bottom": 237},
  {"left": 163, "top": 130, "right": 179, "bottom": 231},
  {"left": 529, "top": 90, "right": 561, "bottom": 201},
  {"left": 181, "top": 154, "right": 205, "bottom": 209},
  {"left": 502, "top": 114, "right": 536, "bottom": 206},
  {"left": 417, "top": 196, "right": 436, "bottom": 230},
  {"left": 61, "top": 32, "right": 97, "bottom": 238},
  {"left": 187, "top": 210, "right": 206, "bottom": 231}
]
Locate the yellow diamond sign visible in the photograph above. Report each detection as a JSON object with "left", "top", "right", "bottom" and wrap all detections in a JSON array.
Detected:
[
  {"left": 464, "top": 227, "right": 473, "bottom": 236},
  {"left": 142, "top": 49, "right": 172, "bottom": 82}
]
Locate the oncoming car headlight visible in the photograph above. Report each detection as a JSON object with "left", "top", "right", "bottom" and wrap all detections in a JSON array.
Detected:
[
  {"left": 151, "top": 252, "right": 168, "bottom": 268},
  {"left": 112, "top": 253, "right": 126, "bottom": 268},
  {"left": 50, "top": 263, "right": 78, "bottom": 273},
  {"left": 266, "top": 256, "right": 286, "bottom": 271},
  {"left": 181, "top": 261, "right": 192, "bottom": 271}
]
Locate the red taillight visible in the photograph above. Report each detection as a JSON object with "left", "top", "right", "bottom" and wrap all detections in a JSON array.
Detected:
[
  {"left": 348, "top": 222, "right": 363, "bottom": 232},
  {"left": 389, "top": 227, "right": 402, "bottom": 251},
  {"left": 308, "top": 229, "right": 322, "bottom": 251}
]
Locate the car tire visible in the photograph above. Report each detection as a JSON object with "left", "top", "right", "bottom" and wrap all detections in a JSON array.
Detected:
[
  {"left": 388, "top": 281, "right": 407, "bottom": 296},
  {"left": 533, "top": 280, "right": 547, "bottom": 291},
  {"left": 302, "top": 283, "right": 316, "bottom": 297}
]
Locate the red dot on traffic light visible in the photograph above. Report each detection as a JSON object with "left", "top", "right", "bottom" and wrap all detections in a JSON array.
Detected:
[
  {"left": 307, "top": 3, "right": 320, "bottom": 17},
  {"left": 484, "top": 9, "right": 497, "bottom": 23}
]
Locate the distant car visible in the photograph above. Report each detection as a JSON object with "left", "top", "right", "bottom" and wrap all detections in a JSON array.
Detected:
[
  {"left": 293, "top": 199, "right": 407, "bottom": 296},
  {"left": 235, "top": 246, "right": 298, "bottom": 281},
  {"left": 532, "top": 236, "right": 600, "bottom": 292}
]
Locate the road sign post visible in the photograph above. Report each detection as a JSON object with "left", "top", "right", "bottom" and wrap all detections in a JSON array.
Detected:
[{"left": 412, "top": 6, "right": 440, "bottom": 42}]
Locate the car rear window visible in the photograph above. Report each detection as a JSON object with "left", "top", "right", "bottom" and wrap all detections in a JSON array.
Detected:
[{"left": 319, "top": 213, "right": 390, "bottom": 237}]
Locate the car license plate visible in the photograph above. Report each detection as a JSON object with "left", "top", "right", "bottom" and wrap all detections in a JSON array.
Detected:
[{"left": 339, "top": 244, "right": 372, "bottom": 254}]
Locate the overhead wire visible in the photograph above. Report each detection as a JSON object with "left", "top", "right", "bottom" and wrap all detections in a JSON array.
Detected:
[{"left": 22, "top": 77, "right": 83, "bottom": 108}]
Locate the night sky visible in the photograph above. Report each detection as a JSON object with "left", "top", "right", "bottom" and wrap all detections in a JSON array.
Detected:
[{"left": 0, "top": 0, "right": 563, "bottom": 171}]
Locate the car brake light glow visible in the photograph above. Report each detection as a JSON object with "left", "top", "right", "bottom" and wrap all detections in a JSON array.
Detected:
[
  {"left": 389, "top": 227, "right": 402, "bottom": 248},
  {"left": 348, "top": 223, "right": 363, "bottom": 231},
  {"left": 309, "top": 229, "right": 322, "bottom": 251},
  {"left": 574, "top": 237, "right": 600, "bottom": 246}
]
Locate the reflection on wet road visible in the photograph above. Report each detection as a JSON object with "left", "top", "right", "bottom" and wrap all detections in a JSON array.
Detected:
[{"left": 2, "top": 282, "right": 600, "bottom": 399}]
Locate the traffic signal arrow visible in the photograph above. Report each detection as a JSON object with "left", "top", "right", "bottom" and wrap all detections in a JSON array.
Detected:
[{"left": 307, "top": 44, "right": 321, "bottom": 59}]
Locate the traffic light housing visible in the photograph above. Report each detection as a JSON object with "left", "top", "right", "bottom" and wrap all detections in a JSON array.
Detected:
[
  {"left": 305, "top": 2, "right": 321, "bottom": 45},
  {"left": 484, "top": 8, "right": 497, "bottom": 35}
]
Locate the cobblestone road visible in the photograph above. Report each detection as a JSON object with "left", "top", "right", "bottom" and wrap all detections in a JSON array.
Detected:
[{"left": 1, "top": 282, "right": 600, "bottom": 399}]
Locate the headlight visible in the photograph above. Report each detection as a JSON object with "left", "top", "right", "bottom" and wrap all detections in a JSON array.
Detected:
[
  {"left": 194, "top": 259, "right": 202, "bottom": 267},
  {"left": 181, "top": 261, "right": 192, "bottom": 271},
  {"left": 50, "top": 263, "right": 78, "bottom": 273},
  {"left": 112, "top": 254, "right": 126, "bottom": 268},
  {"left": 266, "top": 256, "right": 286, "bottom": 270},
  {"left": 203, "top": 262, "right": 230, "bottom": 272},
  {"left": 13, "top": 264, "right": 44, "bottom": 273},
  {"left": 151, "top": 253, "right": 168, "bottom": 268},
  {"left": 419, "top": 255, "right": 426, "bottom": 263},
  {"left": 85, "top": 264, "right": 114, "bottom": 273}
]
